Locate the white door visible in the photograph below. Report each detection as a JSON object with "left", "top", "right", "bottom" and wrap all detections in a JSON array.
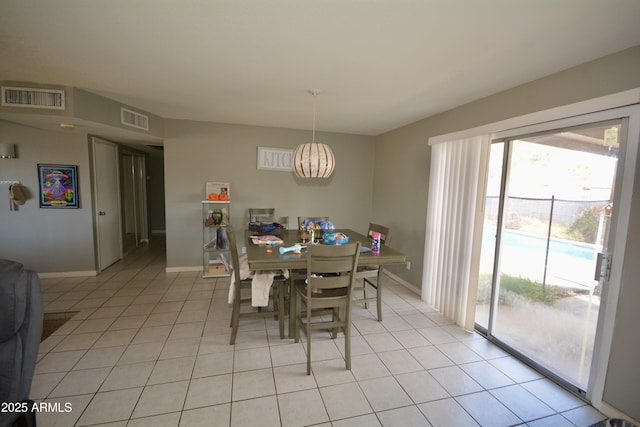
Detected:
[{"left": 92, "top": 137, "right": 121, "bottom": 270}]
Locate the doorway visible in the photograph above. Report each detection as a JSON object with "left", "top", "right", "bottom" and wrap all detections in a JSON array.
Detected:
[
  {"left": 120, "top": 150, "right": 149, "bottom": 255},
  {"left": 475, "top": 120, "right": 622, "bottom": 394}
]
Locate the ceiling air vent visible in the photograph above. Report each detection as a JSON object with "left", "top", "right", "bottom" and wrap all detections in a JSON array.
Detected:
[
  {"left": 121, "top": 107, "right": 149, "bottom": 131},
  {"left": 1, "top": 86, "right": 66, "bottom": 110}
]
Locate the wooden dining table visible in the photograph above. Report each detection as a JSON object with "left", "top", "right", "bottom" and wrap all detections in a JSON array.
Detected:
[{"left": 244, "top": 228, "right": 407, "bottom": 337}]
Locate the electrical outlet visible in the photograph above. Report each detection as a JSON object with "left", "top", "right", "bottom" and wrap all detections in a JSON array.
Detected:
[
  {"left": 406, "top": 261, "right": 411, "bottom": 270},
  {"left": 241, "top": 246, "right": 246, "bottom": 254}
]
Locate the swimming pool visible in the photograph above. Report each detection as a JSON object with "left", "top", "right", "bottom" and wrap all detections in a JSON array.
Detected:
[
  {"left": 481, "top": 228, "right": 598, "bottom": 288},
  {"left": 496, "top": 230, "right": 597, "bottom": 261}
]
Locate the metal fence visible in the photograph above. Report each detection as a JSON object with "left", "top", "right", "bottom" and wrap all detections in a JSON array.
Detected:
[{"left": 485, "top": 196, "right": 609, "bottom": 225}]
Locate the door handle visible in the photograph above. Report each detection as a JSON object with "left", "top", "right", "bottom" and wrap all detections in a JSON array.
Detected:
[
  {"left": 595, "top": 252, "right": 612, "bottom": 281},
  {"left": 99, "top": 211, "right": 106, "bottom": 216},
  {"left": 594, "top": 252, "right": 603, "bottom": 280}
]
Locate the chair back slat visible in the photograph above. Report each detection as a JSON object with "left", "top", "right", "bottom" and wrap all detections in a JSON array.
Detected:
[
  {"left": 310, "top": 258, "right": 354, "bottom": 274},
  {"left": 308, "top": 275, "right": 352, "bottom": 290}
]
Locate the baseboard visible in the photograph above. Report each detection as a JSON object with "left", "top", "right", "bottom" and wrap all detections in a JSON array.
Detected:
[
  {"left": 165, "top": 266, "right": 203, "bottom": 273},
  {"left": 594, "top": 401, "right": 639, "bottom": 426},
  {"left": 38, "top": 270, "right": 98, "bottom": 278},
  {"left": 383, "top": 270, "right": 421, "bottom": 295}
]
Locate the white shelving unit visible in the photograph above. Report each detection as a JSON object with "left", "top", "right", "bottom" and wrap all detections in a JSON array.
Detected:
[{"left": 202, "top": 200, "right": 231, "bottom": 278}]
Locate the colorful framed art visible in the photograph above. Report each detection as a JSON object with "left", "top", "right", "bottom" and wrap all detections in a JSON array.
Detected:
[{"left": 37, "top": 164, "right": 79, "bottom": 208}]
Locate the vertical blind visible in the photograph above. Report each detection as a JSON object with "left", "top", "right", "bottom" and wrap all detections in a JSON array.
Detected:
[{"left": 423, "top": 135, "right": 489, "bottom": 330}]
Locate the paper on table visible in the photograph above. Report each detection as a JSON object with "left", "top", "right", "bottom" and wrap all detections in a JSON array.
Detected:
[{"left": 250, "top": 235, "right": 284, "bottom": 245}]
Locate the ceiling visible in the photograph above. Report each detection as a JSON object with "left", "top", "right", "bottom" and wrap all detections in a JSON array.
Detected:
[{"left": 1, "top": 0, "right": 640, "bottom": 140}]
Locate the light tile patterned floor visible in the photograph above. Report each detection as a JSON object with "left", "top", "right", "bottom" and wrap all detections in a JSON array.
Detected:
[{"left": 32, "top": 239, "right": 607, "bottom": 426}]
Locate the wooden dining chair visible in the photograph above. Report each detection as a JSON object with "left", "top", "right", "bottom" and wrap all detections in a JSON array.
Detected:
[
  {"left": 227, "top": 226, "right": 287, "bottom": 345},
  {"left": 353, "top": 223, "right": 390, "bottom": 321},
  {"left": 292, "top": 242, "right": 361, "bottom": 375},
  {"left": 249, "top": 208, "right": 275, "bottom": 223}
]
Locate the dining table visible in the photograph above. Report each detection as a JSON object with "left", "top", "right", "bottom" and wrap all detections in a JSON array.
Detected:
[{"left": 244, "top": 228, "right": 407, "bottom": 337}]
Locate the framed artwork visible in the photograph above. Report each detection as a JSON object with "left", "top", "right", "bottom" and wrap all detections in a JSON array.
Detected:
[{"left": 38, "top": 164, "right": 79, "bottom": 208}]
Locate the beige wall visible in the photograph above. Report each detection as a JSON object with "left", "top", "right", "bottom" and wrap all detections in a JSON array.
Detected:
[
  {"left": 163, "top": 119, "right": 375, "bottom": 268},
  {"left": 0, "top": 121, "right": 96, "bottom": 272},
  {"left": 374, "top": 45, "right": 640, "bottom": 289}
]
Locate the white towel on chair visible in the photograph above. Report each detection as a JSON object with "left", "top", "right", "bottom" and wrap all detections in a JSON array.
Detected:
[
  {"left": 227, "top": 255, "right": 253, "bottom": 305},
  {"left": 251, "top": 271, "right": 277, "bottom": 307},
  {"left": 228, "top": 254, "right": 288, "bottom": 307},
  {"left": 228, "top": 271, "right": 236, "bottom": 305}
]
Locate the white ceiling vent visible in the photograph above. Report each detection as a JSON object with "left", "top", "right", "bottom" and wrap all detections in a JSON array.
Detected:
[
  {"left": 1, "top": 86, "right": 66, "bottom": 110},
  {"left": 121, "top": 107, "right": 149, "bottom": 131}
]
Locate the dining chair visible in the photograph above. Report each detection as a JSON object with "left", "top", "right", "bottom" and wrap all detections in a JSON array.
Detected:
[
  {"left": 353, "top": 223, "right": 391, "bottom": 321},
  {"left": 292, "top": 242, "right": 361, "bottom": 375},
  {"left": 249, "top": 208, "right": 275, "bottom": 223},
  {"left": 227, "top": 226, "right": 287, "bottom": 345},
  {"left": 297, "top": 216, "right": 329, "bottom": 230}
]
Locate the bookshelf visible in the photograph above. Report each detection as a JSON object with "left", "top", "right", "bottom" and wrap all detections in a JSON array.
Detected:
[{"left": 202, "top": 200, "right": 231, "bottom": 278}]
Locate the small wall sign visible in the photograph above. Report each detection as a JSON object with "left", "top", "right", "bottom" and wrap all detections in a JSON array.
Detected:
[{"left": 257, "top": 147, "right": 293, "bottom": 171}]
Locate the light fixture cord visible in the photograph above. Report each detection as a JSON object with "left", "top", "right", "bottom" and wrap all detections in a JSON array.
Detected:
[{"left": 312, "top": 93, "right": 317, "bottom": 144}]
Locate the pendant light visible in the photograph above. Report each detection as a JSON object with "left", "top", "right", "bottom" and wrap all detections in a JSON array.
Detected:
[{"left": 293, "top": 89, "right": 335, "bottom": 178}]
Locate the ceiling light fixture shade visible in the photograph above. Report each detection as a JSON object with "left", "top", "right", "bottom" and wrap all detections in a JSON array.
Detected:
[
  {"left": 293, "top": 143, "right": 335, "bottom": 178},
  {"left": 293, "top": 89, "right": 335, "bottom": 178}
]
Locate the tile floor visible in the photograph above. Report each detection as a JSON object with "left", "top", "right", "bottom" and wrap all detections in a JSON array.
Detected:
[{"left": 31, "top": 239, "right": 607, "bottom": 426}]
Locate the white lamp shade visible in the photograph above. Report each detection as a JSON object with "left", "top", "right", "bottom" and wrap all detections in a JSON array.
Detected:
[{"left": 293, "top": 143, "right": 335, "bottom": 178}]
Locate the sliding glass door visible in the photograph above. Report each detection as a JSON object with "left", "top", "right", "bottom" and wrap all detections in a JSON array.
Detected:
[{"left": 475, "top": 121, "right": 621, "bottom": 392}]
